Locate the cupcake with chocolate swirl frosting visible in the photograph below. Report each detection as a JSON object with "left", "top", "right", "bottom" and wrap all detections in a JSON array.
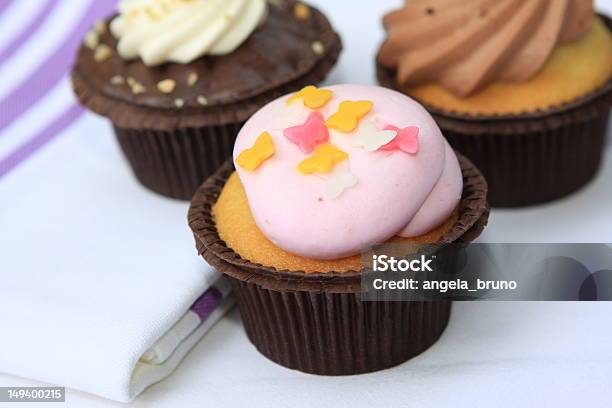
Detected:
[
  {"left": 377, "top": 0, "right": 612, "bottom": 207},
  {"left": 72, "top": 0, "right": 342, "bottom": 199}
]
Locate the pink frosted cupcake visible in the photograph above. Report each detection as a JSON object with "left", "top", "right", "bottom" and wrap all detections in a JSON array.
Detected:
[{"left": 189, "top": 84, "right": 489, "bottom": 374}]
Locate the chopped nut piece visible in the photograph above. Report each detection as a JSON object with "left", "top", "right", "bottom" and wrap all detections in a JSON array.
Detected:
[
  {"left": 94, "top": 44, "right": 112, "bottom": 62},
  {"left": 157, "top": 79, "right": 176, "bottom": 94},
  {"left": 126, "top": 76, "right": 146, "bottom": 94},
  {"left": 84, "top": 31, "right": 99, "bottom": 49},
  {"left": 311, "top": 41, "right": 324, "bottom": 55},
  {"left": 94, "top": 21, "right": 107, "bottom": 34},
  {"left": 187, "top": 72, "right": 199, "bottom": 87},
  {"left": 110, "top": 75, "right": 125, "bottom": 85},
  {"left": 197, "top": 96, "right": 209, "bottom": 106},
  {"left": 294, "top": 3, "right": 310, "bottom": 20},
  {"left": 174, "top": 98, "right": 185, "bottom": 108},
  {"left": 131, "top": 83, "right": 146, "bottom": 94}
]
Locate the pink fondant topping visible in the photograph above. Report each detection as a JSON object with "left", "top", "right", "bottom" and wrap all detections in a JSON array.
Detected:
[
  {"left": 233, "top": 85, "right": 462, "bottom": 260},
  {"left": 283, "top": 112, "right": 329, "bottom": 154},
  {"left": 379, "top": 125, "right": 419, "bottom": 154}
]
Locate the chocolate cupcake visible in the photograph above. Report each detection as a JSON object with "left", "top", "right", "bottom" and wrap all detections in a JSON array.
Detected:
[
  {"left": 188, "top": 85, "right": 489, "bottom": 374},
  {"left": 72, "top": 0, "right": 341, "bottom": 199},
  {"left": 377, "top": 0, "right": 612, "bottom": 207}
]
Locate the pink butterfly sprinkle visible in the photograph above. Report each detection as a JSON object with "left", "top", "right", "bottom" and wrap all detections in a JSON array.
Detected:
[
  {"left": 284, "top": 112, "right": 329, "bottom": 154},
  {"left": 379, "top": 125, "right": 419, "bottom": 154}
]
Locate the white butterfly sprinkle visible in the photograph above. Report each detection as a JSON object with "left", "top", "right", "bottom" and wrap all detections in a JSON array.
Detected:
[
  {"left": 351, "top": 120, "right": 397, "bottom": 152},
  {"left": 325, "top": 165, "right": 358, "bottom": 199}
]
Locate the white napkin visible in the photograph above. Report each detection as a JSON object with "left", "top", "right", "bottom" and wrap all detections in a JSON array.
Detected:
[
  {"left": 0, "top": 234, "right": 234, "bottom": 403},
  {"left": 0, "top": 0, "right": 237, "bottom": 398},
  {"left": 0, "top": 106, "right": 235, "bottom": 402}
]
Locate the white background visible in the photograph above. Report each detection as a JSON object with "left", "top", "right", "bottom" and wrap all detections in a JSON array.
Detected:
[{"left": 1, "top": 0, "right": 612, "bottom": 407}]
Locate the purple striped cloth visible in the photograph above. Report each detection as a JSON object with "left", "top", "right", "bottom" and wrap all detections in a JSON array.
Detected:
[
  {"left": 191, "top": 286, "right": 224, "bottom": 321},
  {"left": 0, "top": 0, "right": 58, "bottom": 65},
  {"left": 0, "top": 1, "right": 13, "bottom": 16},
  {"left": 0, "top": 0, "right": 117, "bottom": 179}
]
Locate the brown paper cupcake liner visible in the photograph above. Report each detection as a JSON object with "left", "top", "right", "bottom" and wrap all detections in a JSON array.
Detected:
[
  {"left": 433, "top": 108, "right": 610, "bottom": 207},
  {"left": 234, "top": 282, "right": 452, "bottom": 375},
  {"left": 376, "top": 15, "right": 612, "bottom": 207},
  {"left": 114, "top": 123, "right": 242, "bottom": 200},
  {"left": 187, "top": 153, "right": 489, "bottom": 374}
]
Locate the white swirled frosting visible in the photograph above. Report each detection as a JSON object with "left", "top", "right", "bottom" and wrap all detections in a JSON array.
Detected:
[{"left": 110, "top": 0, "right": 268, "bottom": 66}]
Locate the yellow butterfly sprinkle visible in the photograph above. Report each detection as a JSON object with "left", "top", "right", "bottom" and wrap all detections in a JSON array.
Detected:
[
  {"left": 287, "top": 85, "right": 333, "bottom": 109},
  {"left": 325, "top": 100, "right": 373, "bottom": 133},
  {"left": 297, "top": 143, "right": 348, "bottom": 174},
  {"left": 236, "top": 132, "right": 275, "bottom": 171}
]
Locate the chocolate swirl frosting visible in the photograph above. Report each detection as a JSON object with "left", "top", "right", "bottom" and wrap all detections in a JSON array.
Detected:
[{"left": 378, "top": 0, "right": 595, "bottom": 96}]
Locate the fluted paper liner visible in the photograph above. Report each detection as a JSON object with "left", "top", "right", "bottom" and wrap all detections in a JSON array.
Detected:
[
  {"left": 187, "top": 153, "right": 489, "bottom": 374},
  {"left": 114, "top": 124, "right": 242, "bottom": 199},
  {"left": 376, "top": 15, "right": 612, "bottom": 207}
]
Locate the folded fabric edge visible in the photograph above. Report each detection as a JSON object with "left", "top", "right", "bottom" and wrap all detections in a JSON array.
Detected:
[
  {"left": 141, "top": 278, "right": 233, "bottom": 364},
  {"left": 128, "top": 294, "right": 236, "bottom": 402}
]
